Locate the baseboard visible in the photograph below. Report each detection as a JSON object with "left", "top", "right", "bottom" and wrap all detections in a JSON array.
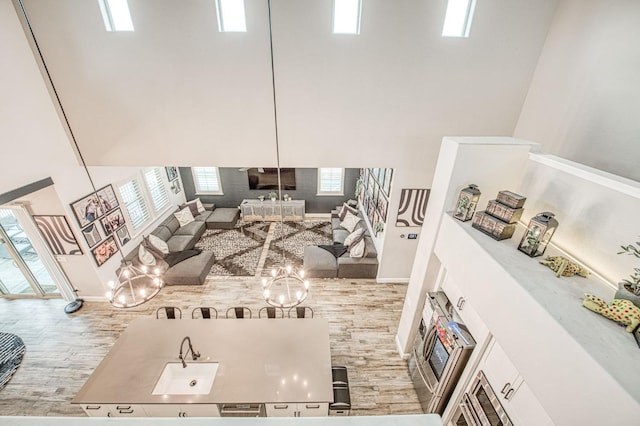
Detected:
[
  {"left": 376, "top": 277, "right": 410, "bottom": 283},
  {"left": 395, "top": 334, "right": 411, "bottom": 359}
]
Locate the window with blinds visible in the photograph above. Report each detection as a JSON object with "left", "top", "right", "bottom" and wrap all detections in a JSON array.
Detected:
[
  {"left": 118, "top": 179, "right": 150, "bottom": 230},
  {"left": 192, "top": 167, "right": 223, "bottom": 194},
  {"left": 144, "top": 168, "right": 170, "bottom": 213},
  {"left": 317, "top": 168, "right": 344, "bottom": 195}
]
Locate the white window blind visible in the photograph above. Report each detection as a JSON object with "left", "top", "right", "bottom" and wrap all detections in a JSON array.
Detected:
[
  {"left": 144, "top": 168, "right": 170, "bottom": 213},
  {"left": 118, "top": 179, "right": 150, "bottom": 230},
  {"left": 318, "top": 168, "right": 344, "bottom": 195},
  {"left": 192, "top": 167, "right": 223, "bottom": 194}
]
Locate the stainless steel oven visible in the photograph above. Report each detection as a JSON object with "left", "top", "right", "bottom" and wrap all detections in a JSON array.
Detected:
[
  {"left": 450, "top": 371, "right": 512, "bottom": 426},
  {"left": 409, "top": 292, "right": 476, "bottom": 414}
]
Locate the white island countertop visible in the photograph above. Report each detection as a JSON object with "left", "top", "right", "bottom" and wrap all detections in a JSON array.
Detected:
[{"left": 72, "top": 318, "right": 333, "bottom": 405}]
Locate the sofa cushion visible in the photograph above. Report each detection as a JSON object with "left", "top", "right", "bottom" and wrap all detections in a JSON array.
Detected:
[
  {"left": 175, "top": 220, "right": 206, "bottom": 240},
  {"left": 174, "top": 207, "right": 195, "bottom": 227},
  {"left": 303, "top": 245, "right": 338, "bottom": 278},
  {"left": 206, "top": 208, "right": 240, "bottom": 230},
  {"left": 344, "top": 228, "right": 365, "bottom": 247},
  {"left": 363, "top": 237, "right": 378, "bottom": 258},
  {"left": 151, "top": 226, "right": 173, "bottom": 242},
  {"left": 338, "top": 203, "right": 359, "bottom": 221},
  {"left": 333, "top": 229, "right": 350, "bottom": 245},
  {"left": 160, "top": 215, "right": 181, "bottom": 234},
  {"left": 148, "top": 234, "right": 169, "bottom": 255},
  {"left": 163, "top": 251, "right": 216, "bottom": 285},
  {"left": 340, "top": 211, "right": 361, "bottom": 233},
  {"left": 167, "top": 235, "right": 196, "bottom": 252},
  {"left": 138, "top": 245, "right": 156, "bottom": 266},
  {"left": 142, "top": 236, "right": 165, "bottom": 259},
  {"left": 193, "top": 210, "right": 212, "bottom": 222},
  {"left": 349, "top": 238, "right": 365, "bottom": 258},
  {"left": 181, "top": 200, "right": 200, "bottom": 218}
]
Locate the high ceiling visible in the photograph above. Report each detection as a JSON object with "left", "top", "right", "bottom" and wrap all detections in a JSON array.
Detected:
[{"left": 16, "top": 0, "right": 558, "bottom": 168}]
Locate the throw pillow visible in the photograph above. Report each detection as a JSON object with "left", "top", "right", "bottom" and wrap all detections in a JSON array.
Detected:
[
  {"left": 340, "top": 211, "right": 361, "bottom": 233},
  {"left": 138, "top": 245, "right": 156, "bottom": 266},
  {"left": 183, "top": 200, "right": 200, "bottom": 218},
  {"left": 344, "top": 228, "right": 365, "bottom": 247},
  {"left": 148, "top": 234, "right": 169, "bottom": 255},
  {"left": 338, "top": 203, "right": 359, "bottom": 221},
  {"left": 174, "top": 207, "right": 195, "bottom": 227},
  {"left": 142, "top": 236, "right": 164, "bottom": 259},
  {"left": 349, "top": 238, "right": 366, "bottom": 258},
  {"left": 194, "top": 198, "right": 206, "bottom": 214}
]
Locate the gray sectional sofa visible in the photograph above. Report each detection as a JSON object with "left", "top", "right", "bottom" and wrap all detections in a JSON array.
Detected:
[
  {"left": 303, "top": 208, "right": 379, "bottom": 278},
  {"left": 123, "top": 206, "right": 218, "bottom": 285}
]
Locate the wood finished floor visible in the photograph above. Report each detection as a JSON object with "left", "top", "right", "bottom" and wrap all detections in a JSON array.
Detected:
[{"left": 0, "top": 278, "right": 422, "bottom": 417}]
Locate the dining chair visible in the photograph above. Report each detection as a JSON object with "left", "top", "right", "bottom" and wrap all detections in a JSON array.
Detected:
[
  {"left": 258, "top": 306, "right": 284, "bottom": 319},
  {"left": 156, "top": 306, "right": 182, "bottom": 319},
  {"left": 226, "top": 307, "right": 252, "bottom": 319},
  {"left": 288, "top": 306, "right": 313, "bottom": 319},
  {"left": 192, "top": 307, "right": 218, "bottom": 319}
]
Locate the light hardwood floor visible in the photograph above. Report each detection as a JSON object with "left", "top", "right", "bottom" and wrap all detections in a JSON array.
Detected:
[{"left": 0, "top": 278, "right": 422, "bottom": 417}]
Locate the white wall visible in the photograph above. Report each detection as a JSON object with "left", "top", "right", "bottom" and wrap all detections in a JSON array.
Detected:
[{"left": 514, "top": 0, "right": 640, "bottom": 181}]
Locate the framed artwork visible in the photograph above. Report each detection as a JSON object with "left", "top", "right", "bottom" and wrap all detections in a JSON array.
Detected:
[
  {"left": 115, "top": 226, "right": 131, "bottom": 247},
  {"left": 368, "top": 199, "right": 376, "bottom": 225},
  {"left": 70, "top": 192, "right": 103, "bottom": 228},
  {"left": 383, "top": 169, "right": 393, "bottom": 196},
  {"left": 172, "top": 179, "right": 182, "bottom": 194},
  {"left": 81, "top": 222, "right": 102, "bottom": 248},
  {"left": 166, "top": 166, "right": 178, "bottom": 182},
  {"left": 96, "top": 184, "right": 119, "bottom": 213},
  {"left": 367, "top": 173, "right": 375, "bottom": 194},
  {"left": 396, "top": 188, "right": 430, "bottom": 227},
  {"left": 33, "top": 215, "right": 82, "bottom": 255},
  {"left": 377, "top": 194, "right": 388, "bottom": 221},
  {"left": 91, "top": 236, "right": 119, "bottom": 267},
  {"left": 100, "top": 208, "right": 126, "bottom": 235}
]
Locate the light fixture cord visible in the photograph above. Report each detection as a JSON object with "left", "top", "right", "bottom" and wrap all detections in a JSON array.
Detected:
[{"left": 266, "top": 0, "right": 287, "bottom": 267}]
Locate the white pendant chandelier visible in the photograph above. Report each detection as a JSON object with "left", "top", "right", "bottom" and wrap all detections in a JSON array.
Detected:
[
  {"left": 106, "top": 261, "right": 164, "bottom": 308},
  {"left": 260, "top": 0, "right": 310, "bottom": 309}
]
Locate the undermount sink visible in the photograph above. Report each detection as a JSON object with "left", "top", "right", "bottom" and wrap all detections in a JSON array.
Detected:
[{"left": 152, "top": 362, "right": 219, "bottom": 395}]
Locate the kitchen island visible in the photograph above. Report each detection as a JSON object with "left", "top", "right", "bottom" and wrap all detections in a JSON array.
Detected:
[{"left": 72, "top": 318, "right": 333, "bottom": 417}]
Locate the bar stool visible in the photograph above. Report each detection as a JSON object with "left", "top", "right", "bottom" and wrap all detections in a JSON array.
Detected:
[
  {"left": 288, "top": 306, "right": 313, "bottom": 319},
  {"left": 192, "top": 307, "right": 218, "bottom": 319},
  {"left": 332, "top": 366, "right": 349, "bottom": 386},
  {"left": 156, "top": 306, "right": 182, "bottom": 319},
  {"left": 226, "top": 307, "right": 252, "bottom": 319},
  {"left": 258, "top": 306, "right": 284, "bottom": 319}
]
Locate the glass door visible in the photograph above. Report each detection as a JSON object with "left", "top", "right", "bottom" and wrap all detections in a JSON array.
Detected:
[{"left": 0, "top": 209, "right": 58, "bottom": 297}]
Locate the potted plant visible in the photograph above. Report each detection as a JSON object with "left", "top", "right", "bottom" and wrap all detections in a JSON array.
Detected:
[
  {"left": 615, "top": 238, "right": 640, "bottom": 308},
  {"left": 258, "top": 195, "right": 265, "bottom": 201},
  {"left": 268, "top": 191, "right": 278, "bottom": 201}
]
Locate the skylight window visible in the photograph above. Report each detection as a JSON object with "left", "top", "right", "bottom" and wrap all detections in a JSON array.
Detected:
[
  {"left": 333, "top": 0, "right": 362, "bottom": 35},
  {"left": 216, "top": 0, "right": 247, "bottom": 32},
  {"left": 98, "top": 0, "right": 134, "bottom": 32},
  {"left": 442, "top": 0, "right": 476, "bottom": 38}
]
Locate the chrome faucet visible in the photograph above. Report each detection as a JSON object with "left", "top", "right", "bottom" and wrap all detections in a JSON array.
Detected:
[{"left": 178, "top": 336, "right": 200, "bottom": 368}]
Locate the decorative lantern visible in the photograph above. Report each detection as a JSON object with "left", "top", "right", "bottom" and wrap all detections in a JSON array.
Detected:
[
  {"left": 518, "top": 212, "right": 559, "bottom": 257},
  {"left": 453, "top": 184, "right": 481, "bottom": 222}
]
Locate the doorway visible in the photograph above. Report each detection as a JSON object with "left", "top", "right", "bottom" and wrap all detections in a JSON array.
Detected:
[{"left": 0, "top": 209, "right": 58, "bottom": 298}]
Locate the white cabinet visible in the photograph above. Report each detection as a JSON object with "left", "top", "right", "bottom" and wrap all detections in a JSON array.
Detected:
[
  {"left": 81, "top": 404, "right": 146, "bottom": 417},
  {"left": 481, "top": 339, "right": 553, "bottom": 426},
  {"left": 266, "top": 402, "right": 328, "bottom": 417},
  {"left": 141, "top": 403, "right": 220, "bottom": 417},
  {"left": 439, "top": 271, "right": 489, "bottom": 341}
]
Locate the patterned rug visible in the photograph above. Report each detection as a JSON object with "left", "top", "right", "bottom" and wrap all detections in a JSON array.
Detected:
[
  {"left": 0, "top": 333, "right": 26, "bottom": 391},
  {"left": 195, "top": 220, "right": 332, "bottom": 277},
  {"left": 195, "top": 221, "right": 271, "bottom": 276},
  {"left": 262, "top": 221, "right": 333, "bottom": 275}
]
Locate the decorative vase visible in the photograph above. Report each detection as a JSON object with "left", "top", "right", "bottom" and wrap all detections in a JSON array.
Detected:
[
  {"left": 258, "top": 196, "right": 265, "bottom": 201},
  {"left": 614, "top": 283, "right": 640, "bottom": 309}
]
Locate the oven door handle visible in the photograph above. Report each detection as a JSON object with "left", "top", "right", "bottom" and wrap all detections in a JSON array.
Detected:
[{"left": 460, "top": 394, "right": 483, "bottom": 426}]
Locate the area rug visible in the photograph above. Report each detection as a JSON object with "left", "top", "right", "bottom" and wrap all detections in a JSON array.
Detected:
[
  {"left": 195, "top": 221, "right": 271, "bottom": 276},
  {"left": 262, "top": 221, "right": 332, "bottom": 275},
  {"left": 0, "top": 332, "right": 26, "bottom": 391}
]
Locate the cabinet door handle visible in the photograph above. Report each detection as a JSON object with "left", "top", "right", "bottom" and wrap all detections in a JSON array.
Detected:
[
  {"left": 305, "top": 404, "right": 320, "bottom": 409},
  {"left": 501, "top": 383, "right": 511, "bottom": 394},
  {"left": 85, "top": 405, "right": 101, "bottom": 410},
  {"left": 273, "top": 404, "right": 289, "bottom": 409},
  {"left": 505, "top": 388, "right": 515, "bottom": 400},
  {"left": 118, "top": 409, "right": 134, "bottom": 414}
]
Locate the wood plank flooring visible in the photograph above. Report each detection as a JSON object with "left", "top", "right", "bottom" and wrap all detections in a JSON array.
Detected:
[{"left": 0, "top": 278, "right": 422, "bottom": 417}]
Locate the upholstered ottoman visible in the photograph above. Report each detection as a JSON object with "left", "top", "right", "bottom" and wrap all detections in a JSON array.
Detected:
[
  {"left": 205, "top": 208, "right": 240, "bottom": 229},
  {"left": 163, "top": 251, "right": 215, "bottom": 285},
  {"left": 303, "top": 246, "right": 338, "bottom": 278}
]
